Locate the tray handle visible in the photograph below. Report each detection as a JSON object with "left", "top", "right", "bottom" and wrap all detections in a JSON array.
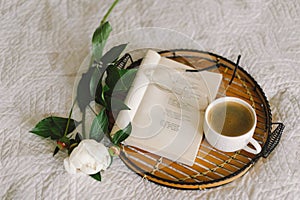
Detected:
[
  {"left": 262, "top": 122, "right": 285, "bottom": 158},
  {"left": 116, "top": 53, "right": 133, "bottom": 69}
]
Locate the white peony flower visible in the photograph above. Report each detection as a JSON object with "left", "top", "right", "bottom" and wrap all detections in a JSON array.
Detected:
[{"left": 64, "top": 139, "right": 111, "bottom": 175}]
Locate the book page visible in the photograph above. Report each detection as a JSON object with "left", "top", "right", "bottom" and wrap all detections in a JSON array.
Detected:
[{"left": 111, "top": 50, "right": 222, "bottom": 166}]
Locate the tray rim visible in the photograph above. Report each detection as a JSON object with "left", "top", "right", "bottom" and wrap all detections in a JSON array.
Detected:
[{"left": 119, "top": 49, "right": 272, "bottom": 190}]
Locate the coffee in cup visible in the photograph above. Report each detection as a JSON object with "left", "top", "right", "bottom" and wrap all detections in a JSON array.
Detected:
[{"left": 204, "top": 97, "right": 261, "bottom": 154}]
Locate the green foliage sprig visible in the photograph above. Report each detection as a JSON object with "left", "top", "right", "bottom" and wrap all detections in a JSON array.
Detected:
[{"left": 30, "top": 0, "right": 136, "bottom": 181}]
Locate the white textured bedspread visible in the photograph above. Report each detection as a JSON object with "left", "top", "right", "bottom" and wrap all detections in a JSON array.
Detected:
[{"left": 0, "top": 0, "right": 299, "bottom": 199}]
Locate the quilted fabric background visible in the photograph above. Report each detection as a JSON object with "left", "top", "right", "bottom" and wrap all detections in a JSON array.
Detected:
[{"left": 0, "top": 0, "right": 299, "bottom": 199}]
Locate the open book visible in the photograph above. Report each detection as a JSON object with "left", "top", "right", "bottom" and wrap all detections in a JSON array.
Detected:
[{"left": 111, "top": 50, "right": 222, "bottom": 166}]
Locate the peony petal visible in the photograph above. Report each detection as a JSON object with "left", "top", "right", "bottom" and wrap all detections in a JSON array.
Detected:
[
  {"left": 75, "top": 148, "right": 94, "bottom": 165},
  {"left": 69, "top": 144, "right": 84, "bottom": 168},
  {"left": 101, "top": 154, "right": 112, "bottom": 170},
  {"left": 64, "top": 157, "right": 77, "bottom": 174},
  {"left": 80, "top": 161, "right": 99, "bottom": 174},
  {"left": 83, "top": 140, "right": 111, "bottom": 168},
  {"left": 67, "top": 140, "right": 111, "bottom": 175},
  {"left": 83, "top": 140, "right": 104, "bottom": 159}
]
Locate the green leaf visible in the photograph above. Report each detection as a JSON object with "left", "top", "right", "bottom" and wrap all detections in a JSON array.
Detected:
[
  {"left": 118, "top": 68, "right": 130, "bottom": 77},
  {"left": 77, "top": 67, "right": 95, "bottom": 112},
  {"left": 93, "top": 44, "right": 128, "bottom": 105},
  {"left": 95, "top": 84, "right": 109, "bottom": 106},
  {"left": 119, "top": 68, "right": 137, "bottom": 88},
  {"left": 89, "top": 109, "right": 108, "bottom": 142},
  {"left": 101, "top": 43, "right": 127, "bottom": 66},
  {"left": 68, "top": 133, "right": 81, "bottom": 155},
  {"left": 113, "top": 68, "right": 137, "bottom": 92},
  {"left": 102, "top": 84, "right": 110, "bottom": 104},
  {"left": 92, "top": 21, "right": 112, "bottom": 61},
  {"left": 90, "top": 172, "right": 101, "bottom": 181},
  {"left": 112, "top": 122, "right": 132, "bottom": 145},
  {"left": 105, "top": 67, "right": 137, "bottom": 96},
  {"left": 102, "top": 84, "right": 110, "bottom": 94},
  {"left": 107, "top": 97, "right": 131, "bottom": 111},
  {"left": 105, "top": 65, "right": 120, "bottom": 91},
  {"left": 30, "top": 116, "right": 77, "bottom": 140},
  {"left": 75, "top": 133, "right": 82, "bottom": 143},
  {"left": 94, "top": 79, "right": 104, "bottom": 106},
  {"left": 103, "top": 67, "right": 136, "bottom": 111},
  {"left": 68, "top": 142, "right": 79, "bottom": 155},
  {"left": 53, "top": 146, "right": 59, "bottom": 157},
  {"left": 90, "top": 67, "right": 105, "bottom": 99}
]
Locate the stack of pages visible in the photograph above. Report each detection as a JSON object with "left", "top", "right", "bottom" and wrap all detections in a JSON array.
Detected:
[{"left": 111, "top": 50, "right": 222, "bottom": 166}]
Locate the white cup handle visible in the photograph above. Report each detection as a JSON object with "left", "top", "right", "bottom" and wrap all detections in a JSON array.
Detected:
[{"left": 243, "top": 138, "right": 262, "bottom": 154}]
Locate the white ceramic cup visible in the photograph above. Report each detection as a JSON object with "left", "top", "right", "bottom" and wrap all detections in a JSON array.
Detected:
[{"left": 203, "top": 97, "right": 261, "bottom": 154}]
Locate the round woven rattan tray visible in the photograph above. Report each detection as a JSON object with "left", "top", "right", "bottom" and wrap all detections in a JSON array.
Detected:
[{"left": 116, "top": 50, "right": 284, "bottom": 190}]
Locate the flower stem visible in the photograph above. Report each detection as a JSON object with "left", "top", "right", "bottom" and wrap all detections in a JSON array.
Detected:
[
  {"left": 88, "top": 104, "right": 97, "bottom": 116},
  {"left": 64, "top": 101, "right": 75, "bottom": 137},
  {"left": 82, "top": 110, "right": 86, "bottom": 138},
  {"left": 100, "top": 0, "right": 119, "bottom": 25}
]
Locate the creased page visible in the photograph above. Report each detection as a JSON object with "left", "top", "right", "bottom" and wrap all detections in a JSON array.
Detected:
[
  {"left": 111, "top": 50, "right": 161, "bottom": 132},
  {"left": 112, "top": 50, "right": 222, "bottom": 166}
]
